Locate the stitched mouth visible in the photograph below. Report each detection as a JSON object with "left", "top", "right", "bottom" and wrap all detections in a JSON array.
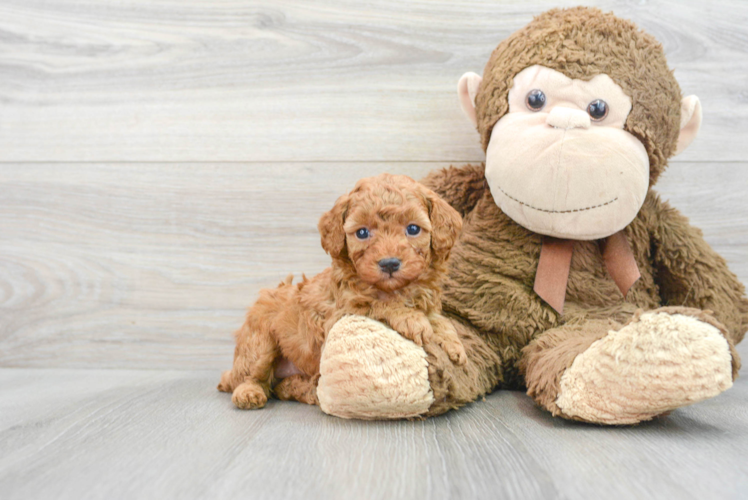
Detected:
[{"left": 495, "top": 184, "right": 618, "bottom": 214}]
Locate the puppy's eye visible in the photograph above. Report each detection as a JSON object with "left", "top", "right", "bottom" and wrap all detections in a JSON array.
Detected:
[
  {"left": 355, "top": 228, "right": 370, "bottom": 240},
  {"left": 406, "top": 224, "right": 421, "bottom": 236}
]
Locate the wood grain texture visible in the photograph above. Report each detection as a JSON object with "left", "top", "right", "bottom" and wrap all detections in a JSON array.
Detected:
[
  {"left": 1, "top": 2, "right": 747, "bottom": 498},
  {"left": 0, "top": 0, "right": 747, "bottom": 162},
  {"left": 0, "top": 162, "right": 433, "bottom": 369},
  {"left": 1, "top": 345, "right": 747, "bottom": 500},
  {"left": 1, "top": 162, "right": 746, "bottom": 370}
]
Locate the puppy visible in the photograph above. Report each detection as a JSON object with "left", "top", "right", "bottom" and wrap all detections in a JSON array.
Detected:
[{"left": 217, "top": 173, "right": 466, "bottom": 410}]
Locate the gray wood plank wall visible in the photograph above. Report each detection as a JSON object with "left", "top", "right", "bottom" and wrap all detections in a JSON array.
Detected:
[{"left": 1, "top": 0, "right": 747, "bottom": 372}]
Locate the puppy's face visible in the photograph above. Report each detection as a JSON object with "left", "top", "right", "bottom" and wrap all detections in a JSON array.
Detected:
[
  {"left": 344, "top": 196, "right": 432, "bottom": 292},
  {"left": 319, "top": 174, "right": 462, "bottom": 293}
]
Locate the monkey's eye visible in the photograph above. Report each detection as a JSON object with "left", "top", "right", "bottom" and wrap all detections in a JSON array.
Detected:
[
  {"left": 406, "top": 224, "right": 421, "bottom": 236},
  {"left": 587, "top": 99, "right": 608, "bottom": 121},
  {"left": 525, "top": 89, "right": 546, "bottom": 111},
  {"left": 355, "top": 228, "right": 370, "bottom": 240}
]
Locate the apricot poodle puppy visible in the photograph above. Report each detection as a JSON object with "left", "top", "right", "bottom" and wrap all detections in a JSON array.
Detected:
[{"left": 217, "top": 173, "right": 466, "bottom": 410}]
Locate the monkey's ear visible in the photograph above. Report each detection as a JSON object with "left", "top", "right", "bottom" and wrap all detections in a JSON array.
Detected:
[
  {"left": 673, "top": 95, "right": 702, "bottom": 156},
  {"left": 458, "top": 72, "right": 483, "bottom": 127},
  {"left": 318, "top": 194, "right": 349, "bottom": 258}
]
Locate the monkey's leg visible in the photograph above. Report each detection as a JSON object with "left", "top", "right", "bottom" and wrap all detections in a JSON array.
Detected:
[
  {"left": 274, "top": 374, "right": 320, "bottom": 405},
  {"left": 421, "top": 317, "right": 501, "bottom": 417},
  {"left": 520, "top": 308, "right": 738, "bottom": 425},
  {"left": 317, "top": 315, "right": 502, "bottom": 419}
]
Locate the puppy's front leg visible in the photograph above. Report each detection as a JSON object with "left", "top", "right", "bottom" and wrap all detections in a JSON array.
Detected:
[
  {"left": 375, "top": 308, "right": 434, "bottom": 347},
  {"left": 429, "top": 314, "right": 467, "bottom": 366}
]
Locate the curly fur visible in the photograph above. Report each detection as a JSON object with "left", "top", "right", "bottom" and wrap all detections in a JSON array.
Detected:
[{"left": 218, "top": 174, "right": 466, "bottom": 409}]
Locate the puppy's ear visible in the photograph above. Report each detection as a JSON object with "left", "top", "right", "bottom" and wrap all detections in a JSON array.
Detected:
[
  {"left": 318, "top": 193, "right": 350, "bottom": 258},
  {"left": 423, "top": 187, "right": 462, "bottom": 262}
]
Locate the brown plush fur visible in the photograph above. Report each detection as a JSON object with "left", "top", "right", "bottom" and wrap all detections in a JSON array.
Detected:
[
  {"left": 422, "top": 315, "right": 503, "bottom": 417},
  {"left": 520, "top": 319, "right": 614, "bottom": 418},
  {"left": 422, "top": 165, "right": 748, "bottom": 418},
  {"left": 416, "top": 7, "right": 748, "bottom": 420},
  {"left": 218, "top": 174, "right": 466, "bottom": 409},
  {"left": 519, "top": 306, "right": 738, "bottom": 422}
]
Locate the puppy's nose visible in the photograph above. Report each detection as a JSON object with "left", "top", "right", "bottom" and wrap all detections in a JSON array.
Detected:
[{"left": 378, "top": 258, "right": 401, "bottom": 274}]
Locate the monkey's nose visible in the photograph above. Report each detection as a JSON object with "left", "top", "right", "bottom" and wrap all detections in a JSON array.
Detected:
[
  {"left": 378, "top": 258, "right": 401, "bottom": 274},
  {"left": 546, "top": 106, "right": 591, "bottom": 130}
]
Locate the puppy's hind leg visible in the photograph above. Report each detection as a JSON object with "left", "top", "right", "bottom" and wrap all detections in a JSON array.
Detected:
[
  {"left": 222, "top": 321, "right": 280, "bottom": 410},
  {"left": 216, "top": 322, "right": 257, "bottom": 393},
  {"left": 275, "top": 374, "right": 321, "bottom": 406}
]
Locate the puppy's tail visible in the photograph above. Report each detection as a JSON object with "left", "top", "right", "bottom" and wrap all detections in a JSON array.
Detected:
[
  {"left": 217, "top": 322, "right": 254, "bottom": 393},
  {"left": 217, "top": 370, "right": 234, "bottom": 393}
]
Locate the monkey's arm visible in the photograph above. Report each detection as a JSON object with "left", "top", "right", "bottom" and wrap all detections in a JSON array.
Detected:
[
  {"left": 420, "top": 164, "right": 487, "bottom": 217},
  {"left": 647, "top": 192, "right": 748, "bottom": 343}
]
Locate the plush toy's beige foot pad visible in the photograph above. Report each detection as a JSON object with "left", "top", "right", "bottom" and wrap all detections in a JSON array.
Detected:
[
  {"left": 555, "top": 311, "right": 733, "bottom": 425},
  {"left": 317, "top": 315, "right": 434, "bottom": 420}
]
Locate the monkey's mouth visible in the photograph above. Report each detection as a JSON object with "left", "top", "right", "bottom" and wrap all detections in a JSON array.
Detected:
[{"left": 495, "top": 184, "right": 618, "bottom": 214}]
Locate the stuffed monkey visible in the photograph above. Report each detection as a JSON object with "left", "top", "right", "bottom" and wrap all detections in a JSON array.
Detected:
[{"left": 315, "top": 7, "right": 748, "bottom": 424}]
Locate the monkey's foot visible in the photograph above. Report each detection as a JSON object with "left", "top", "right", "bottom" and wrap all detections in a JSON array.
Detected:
[
  {"left": 555, "top": 309, "right": 735, "bottom": 425},
  {"left": 317, "top": 315, "right": 434, "bottom": 419}
]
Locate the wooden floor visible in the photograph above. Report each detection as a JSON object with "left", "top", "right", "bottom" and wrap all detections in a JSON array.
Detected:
[
  {"left": 1, "top": 1, "right": 748, "bottom": 498},
  {"left": 2, "top": 346, "right": 748, "bottom": 500}
]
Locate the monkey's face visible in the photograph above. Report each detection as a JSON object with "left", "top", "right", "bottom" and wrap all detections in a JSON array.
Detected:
[
  {"left": 484, "top": 65, "right": 649, "bottom": 240},
  {"left": 457, "top": 9, "right": 703, "bottom": 239}
]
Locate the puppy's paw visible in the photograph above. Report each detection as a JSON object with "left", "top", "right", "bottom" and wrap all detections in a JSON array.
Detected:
[
  {"left": 441, "top": 338, "right": 467, "bottom": 366},
  {"left": 274, "top": 377, "right": 297, "bottom": 401},
  {"left": 407, "top": 323, "right": 433, "bottom": 347},
  {"left": 232, "top": 382, "right": 268, "bottom": 410},
  {"left": 409, "top": 329, "right": 425, "bottom": 347},
  {"left": 427, "top": 314, "right": 465, "bottom": 364},
  {"left": 275, "top": 375, "right": 319, "bottom": 406},
  {"left": 411, "top": 317, "right": 434, "bottom": 346},
  {"left": 388, "top": 315, "right": 433, "bottom": 347}
]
